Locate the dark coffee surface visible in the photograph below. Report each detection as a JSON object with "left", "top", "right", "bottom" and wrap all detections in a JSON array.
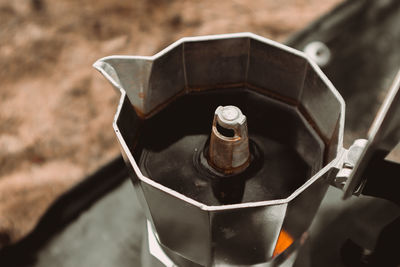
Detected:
[{"left": 139, "top": 89, "right": 312, "bottom": 205}]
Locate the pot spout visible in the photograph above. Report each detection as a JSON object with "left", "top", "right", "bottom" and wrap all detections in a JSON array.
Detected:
[{"left": 93, "top": 56, "right": 153, "bottom": 114}]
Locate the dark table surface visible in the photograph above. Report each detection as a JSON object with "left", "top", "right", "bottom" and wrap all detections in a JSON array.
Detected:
[{"left": 29, "top": 180, "right": 400, "bottom": 267}]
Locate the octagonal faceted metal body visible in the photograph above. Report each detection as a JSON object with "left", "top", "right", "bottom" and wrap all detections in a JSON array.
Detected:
[{"left": 94, "top": 33, "right": 345, "bottom": 266}]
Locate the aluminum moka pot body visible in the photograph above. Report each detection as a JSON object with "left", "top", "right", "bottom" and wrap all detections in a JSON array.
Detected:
[{"left": 94, "top": 33, "right": 345, "bottom": 266}]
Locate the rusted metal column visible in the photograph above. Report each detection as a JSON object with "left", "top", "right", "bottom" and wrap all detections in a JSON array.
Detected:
[{"left": 208, "top": 105, "right": 250, "bottom": 175}]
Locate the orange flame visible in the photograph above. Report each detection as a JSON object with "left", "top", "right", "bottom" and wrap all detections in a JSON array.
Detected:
[{"left": 273, "top": 230, "right": 294, "bottom": 257}]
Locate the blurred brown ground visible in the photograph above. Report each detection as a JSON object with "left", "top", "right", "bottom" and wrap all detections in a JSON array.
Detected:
[{"left": 0, "top": 0, "right": 342, "bottom": 248}]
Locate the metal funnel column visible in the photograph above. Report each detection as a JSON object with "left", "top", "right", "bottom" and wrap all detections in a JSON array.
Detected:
[{"left": 208, "top": 106, "right": 250, "bottom": 175}]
